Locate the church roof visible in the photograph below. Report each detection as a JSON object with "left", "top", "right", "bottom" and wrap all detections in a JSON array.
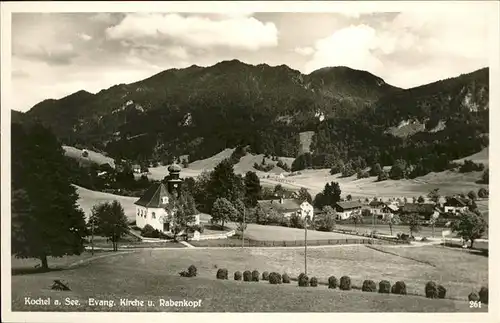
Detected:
[{"left": 134, "top": 183, "right": 171, "bottom": 208}]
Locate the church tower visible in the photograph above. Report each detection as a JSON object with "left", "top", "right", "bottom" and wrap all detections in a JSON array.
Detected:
[{"left": 165, "top": 163, "right": 183, "bottom": 198}]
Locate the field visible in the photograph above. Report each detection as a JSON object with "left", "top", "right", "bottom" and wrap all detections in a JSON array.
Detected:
[
  {"left": 453, "top": 147, "right": 489, "bottom": 166},
  {"left": 11, "top": 245, "right": 487, "bottom": 312},
  {"left": 63, "top": 146, "right": 115, "bottom": 168},
  {"left": 75, "top": 185, "right": 138, "bottom": 221}
]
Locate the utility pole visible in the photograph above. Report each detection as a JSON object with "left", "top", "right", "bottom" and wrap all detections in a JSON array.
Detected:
[
  {"left": 371, "top": 211, "right": 375, "bottom": 243},
  {"left": 90, "top": 214, "right": 95, "bottom": 256},
  {"left": 304, "top": 209, "right": 311, "bottom": 275},
  {"left": 242, "top": 207, "right": 246, "bottom": 248}
]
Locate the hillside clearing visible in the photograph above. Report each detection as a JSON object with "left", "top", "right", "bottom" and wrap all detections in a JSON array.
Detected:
[
  {"left": 75, "top": 185, "right": 138, "bottom": 221},
  {"left": 453, "top": 147, "right": 489, "bottom": 166},
  {"left": 63, "top": 146, "right": 115, "bottom": 168}
]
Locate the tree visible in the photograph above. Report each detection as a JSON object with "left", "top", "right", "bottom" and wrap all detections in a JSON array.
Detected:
[
  {"left": 297, "top": 187, "right": 313, "bottom": 204},
  {"left": 182, "top": 159, "right": 189, "bottom": 168},
  {"left": 244, "top": 171, "right": 262, "bottom": 207},
  {"left": 468, "top": 190, "right": 478, "bottom": 201},
  {"left": 315, "top": 206, "right": 336, "bottom": 232},
  {"left": 428, "top": 188, "right": 440, "bottom": 204},
  {"left": 377, "top": 171, "right": 389, "bottom": 182},
  {"left": 402, "top": 213, "right": 421, "bottom": 237},
  {"left": 273, "top": 184, "right": 286, "bottom": 198},
  {"left": 417, "top": 196, "right": 425, "bottom": 203},
  {"left": 369, "top": 163, "right": 383, "bottom": 177},
  {"left": 206, "top": 159, "right": 244, "bottom": 207},
  {"left": 346, "top": 194, "right": 352, "bottom": 201},
  {"left": 11, "top": 123, "right": 87, "bottom": 270},
  {"left": 351, "top": 212, "right": 363, "bottom": 230},
  {"left": 452, "top": 211, "right": 487, "bottom": 249},
  {"left": 357, "top": 170, "right": 369, "bottom": 179},
  {"left": 91, "top": 201, "right": 129, "bottom": 251},
  {"left": 211, "top": 198, "right": 238, "bottom": 229},
  {"left": 481, "top": 168, "right": 489, "bottom": 184},
  {"left": 168, "top": 193, "right": 198, "bottom": 241},
  {"left": 315, "top": 182, "right": 342, "bottom": 209},
  {"left": 389, "top": 159, "right": 407, "bottom": 180},
  {"left": 384, "top": 214, "right": 401, "bottom": 236},
  {"left": 478, "top": 188, "right": 489, "bottom": 198},
  {"left": 341, "top": 162, "right": 356, "bottom": 177}
]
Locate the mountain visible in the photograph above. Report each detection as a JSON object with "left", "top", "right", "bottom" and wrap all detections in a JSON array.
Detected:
[{"left": 13, "top": 61, "right": 489, "bottom": 178}]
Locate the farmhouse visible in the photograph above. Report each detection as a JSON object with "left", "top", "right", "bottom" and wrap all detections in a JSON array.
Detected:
[
  {"left": 369, "top": 200, "right": 386, "bottom": 216},
  {"left": 257, "top": 198, "right": 314, "bottom": 219},
  {"left": 335, "top": 201, "right": 363, "bottom": 220},
  {"left": 444, "top": 197, "right": 470, "bottom": 214},
  {"left": 134, "top": 164, "right": 200, "bottom": 232}
]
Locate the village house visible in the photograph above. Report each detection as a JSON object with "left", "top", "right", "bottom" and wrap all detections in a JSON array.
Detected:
[
  {"left": 132, "top": 164, "right": 142, "bottom": 174},
  {"left": 257, "top": 198, "right": 314, "bottom": 219},
  {"left": 369, "top": 200, "right": 386, "bottom": 216},
  {"left": 335, "top": 201, "right": 363, "bottom": 220},
  {"left": 134, "top": 164, "right": 200, "bottom": 233},
  {"left": 443, "top": 196, "right": 470, "bottom": 214},
  {"left": 380, "top": 203, "right": 399, "bottom": 220}
]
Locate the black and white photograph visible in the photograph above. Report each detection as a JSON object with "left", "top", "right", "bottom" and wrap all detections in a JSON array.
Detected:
[{"left": 1, "top": 1, "right": 499, "bottom": 321}]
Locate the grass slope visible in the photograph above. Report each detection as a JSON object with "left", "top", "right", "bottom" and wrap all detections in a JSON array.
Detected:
[
  {"left": 75, "top": 185, "right": 138, "bottom": 221},
  {"left": 63, "top": 146, "right": 115, "bottom": 168},
  {"left": 11, "top": 247, "right": 486, "bottom": 312},
  {"left": 453, "top": 147, "right": 489, "bottom": 166}
]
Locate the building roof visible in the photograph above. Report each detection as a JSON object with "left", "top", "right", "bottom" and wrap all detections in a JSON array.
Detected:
[
  {"left": 400, "top": 203, "right": 436, "bottom": 214},
  {"left": 445, "top": 197, "right": 469, "bottom": 206},
  {"left": 369, "top": 200, "right": 385, "bottom": 207},
  {"left": 336, "top": 201, "right": 363, "bottom": 210},
  {"left": 135, "top": 183, "right": 172, "bottom": 208},
  {"left": 257, "top": 199, "right": 302, "bottom": 212},
  {"left": 385, "top": 204, "right": 399, "bottom": 212}
]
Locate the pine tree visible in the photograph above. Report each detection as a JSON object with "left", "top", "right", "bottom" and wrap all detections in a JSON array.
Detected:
[
  {"left": 244, "top": 171, "right": 262, "bottom": 207},
  {"left": 211, "top": 198, "right": 238, "bottom": 228},
  {"left": 297, "top": 187, "right": 313, "bottom": 204},
  {"left": 11, "top": 123, "right": 87, "bottom": 269},
  {"left": 207, "top": 159, "right": 244, "bottom": 208}
]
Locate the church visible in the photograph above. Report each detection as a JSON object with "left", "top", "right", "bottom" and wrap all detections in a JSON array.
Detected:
[{"left": 134, "top": 163, "right": 200, "bottom": 233}]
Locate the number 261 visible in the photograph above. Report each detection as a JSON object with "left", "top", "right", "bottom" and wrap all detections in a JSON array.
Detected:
[{"left": 469, "top": 301, "right": 482, "bottom": 308}]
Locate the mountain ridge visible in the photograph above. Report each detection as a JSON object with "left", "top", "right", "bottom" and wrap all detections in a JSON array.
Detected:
[{"left": 13, "top": 60, "right": 489, "bottom": 179}]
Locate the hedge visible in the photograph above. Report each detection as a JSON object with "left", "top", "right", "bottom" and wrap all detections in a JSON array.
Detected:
[
  {"left": 339, "top": 276, "right": 351, "bottom": 291},
  {"left": 328, "top": 276, "right": 338, "bottom": 289},
  {"left": 378, "top": 280, "right": 391, "bottom": 294}
]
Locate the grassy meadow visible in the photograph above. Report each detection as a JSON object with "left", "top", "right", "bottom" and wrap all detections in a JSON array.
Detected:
[{"left": 11, "top": 244, "right": 487, "bottom": 312}]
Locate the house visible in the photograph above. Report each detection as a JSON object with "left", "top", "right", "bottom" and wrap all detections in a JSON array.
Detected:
[
  {"left": 335, "top": 201, "right": 363, "bottom": 220},
  {"left": 369, "top": 200, "right": 386, "bottom": 216},
  {"left": 380, "top": 204, "right": 399, "bottom": 220},
  {"left": 444, "top": 197, "right": 469, "bottom": 214},
  {"left": 257, "top": 198, "right": 313, "bottom": 219},
  {"left": 134, "top": 164, "right": 200, "bottom": 233},
  {"left": 399, "top": 203, "right": 440, "bottom": 222},
  {"left": 132, "top": 164, "right": 142, "bottom": 174}
]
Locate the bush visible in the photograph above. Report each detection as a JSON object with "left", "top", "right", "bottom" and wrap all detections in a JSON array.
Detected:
[
  {"left": 479, "top": 287, "right": 488, "bottom": 304},
  {"left": 310, "top": 277, "right": 318, "bottom": 287},
  {"left": 339, "top": 276, "right": 351, "bottom": 290},
  {"left": 468, "top": 292, "right": 480, "bottom": 301},
  {"left": 234, "top": 271, "right": 242, "bottom": 281},
  {"left": 243, "top": 270, "right": 252, "bottom": 282},
  {"left": 187, "top": 265, "right": 197, "bottom": 277},
  {"left": 216, "top": 268, "right": 228, "bottom": 280},
  {"left": 421, "top": 237, "right": 429, "bottom": 242},
  {"left": 298, "top": 273, "right": 309, "bottom": 287},
  {"left": 252, "top": 270, "right": 260, "bottom": 282},
  {"left": 392, "top": 281, "right": 407, "bottom": 295},
  {"left": 141, "top": 224, "right": 156, "bottom": 237},
  {"left": 425, "top": 281, "right": 438, "bottom": 298},
  {"left": 269, "top": 272, "right": 282, "bottom": 285},
  {"left": 328, "top": 276, "right": 338, "bottom": 289},
  {"left": 437, "top": 285, "right": 446, "bottom": 299},
  {"left": 282, "top": 273, "right": 291, "bottom": 284},
  {"left": 362, "top": 280, "right": 377, "bottom": 292},
  {"left": 262, "top": 271, "right": 270, "bottom": 281},
  {"left": 378, "top": 280, "right": 391, "bottom": 293}
]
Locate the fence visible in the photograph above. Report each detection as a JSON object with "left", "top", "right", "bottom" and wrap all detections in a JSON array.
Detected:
[
  {"left": 191, "top": 236, "right": 408, "bottom": 248},
  {"left": 194, "top": 230, "right": 236, "bottom": 241}
]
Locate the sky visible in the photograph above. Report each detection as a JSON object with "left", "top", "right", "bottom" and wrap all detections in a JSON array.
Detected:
[{"left": 10, "top": 6, "right": 492, "bottom": 112}]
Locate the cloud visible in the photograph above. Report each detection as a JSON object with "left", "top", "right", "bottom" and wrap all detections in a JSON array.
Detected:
[
  {"left": 89, "top": 13, "right": 114, "bottom": 23},
  {"left": 105, "top": 13, "right": 278, "bottom": 51},
  {"left": 13, "top": 42, "right": 78, "bottom": 66},
  {"left": 78, "top": 33, "right": 92, "bottom": 41},
  {"left": 304, "top": 24, "right": 384, "bottom": 74},
  {"left": 302, "top": 9, "right": 489, "bottom": 87},
  {"left": 294, "top": 46, "right": 314, "bottom": 56}
]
